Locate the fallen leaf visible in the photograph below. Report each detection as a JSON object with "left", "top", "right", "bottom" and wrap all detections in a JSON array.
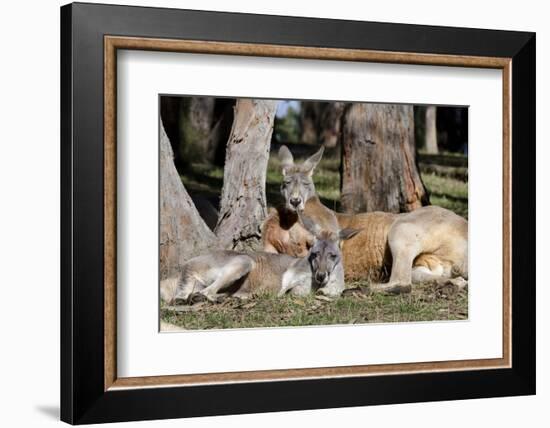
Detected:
[{"left": 238, "top": 302, "right": 257, "bottom": 310}]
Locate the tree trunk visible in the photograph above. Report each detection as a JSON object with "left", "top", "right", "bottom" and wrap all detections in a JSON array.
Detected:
[
  {"left": 300, "top": 102, "right": 323, "bottom": 144},
  {"left": 208, "top": 98, "right": 235, "bottom": 166},
  {"left": 179, "top": 97, "right": 217, "bottom": 162},
  {"left": 424, "top": 105, "right": 438, "bottom": 154},
  {"left": 159, "top": 122, "right": 217, "bottom": 279},
  {"left": 160, "top": 97, "right": 185, "bottom": 169},
  {"left": 340, "top": 103, "right": 429, "bottom": 213},
  {"left": 215, "top": 99, "right": 278, "bottom": 250},
  {"left": 160, "top": 96, "right": 235, "bottom": 167},
  {"left": 300, "top": 102, "right": 346, "bottom": 147},
  {"left": 319, "top": 102, "right": 346, "bottom": 147}
]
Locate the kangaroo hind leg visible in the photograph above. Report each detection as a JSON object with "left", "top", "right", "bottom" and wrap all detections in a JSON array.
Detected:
[
  {"left": 371, "top": 223, "right": 420, "bottom": 294},
  {"left": 199, "top": 255, "right": 254, "bottom": 302},
  {"left": 174, "top": 277, "right": 200, "bottom": 303},
  {"left": 370, "top": 247, "right": 417, "bottom": 294}
]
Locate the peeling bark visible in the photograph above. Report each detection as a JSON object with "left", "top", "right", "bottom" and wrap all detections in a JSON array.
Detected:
[{"left": 215, "top": 99, "right": 278, "bottom": 250}]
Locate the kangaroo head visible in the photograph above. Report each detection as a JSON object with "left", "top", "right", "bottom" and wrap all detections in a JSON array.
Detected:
[
  {"left": 299, "top": 213, "right": 361, "bottom": 287},
  {"left": 278, "top": 145, "right": 324, "bottom": 212}
]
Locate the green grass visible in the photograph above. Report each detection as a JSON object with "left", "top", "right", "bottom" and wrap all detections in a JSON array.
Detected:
[
  {"left": 166, "top": 149, "right": 468, "bottom": 330},
  {"left": 422, "top": 173, "right": 468, "bottom": 218},
  {"left": 181, "top": 153, "right": 468, "bottom": 219},
  {"left": 161, "top": 282, "right": 468, "bottom": 330}
]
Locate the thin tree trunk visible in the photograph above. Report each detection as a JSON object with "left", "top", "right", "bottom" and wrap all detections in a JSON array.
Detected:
[
  {"left": 340, "top": 103, "right": 429, "bottom": 213},
  {"left": 179, "top": 97, "right": 216, "bottom": 162},
  {"left": 319, "top": 102, "right": 346, "bottom": 147},
  {"left": 424, "top": 105, "right": 439, "bottom": 154},
  {"left": 215, "top": 99, "right": 278, "bottom": 250},
  {"left": 300, "top": 102, "right": 323, "bottom": 144},
  {"left": 188, "top": 97, "right": 215, "bottom": 134},
  {"left": 160, "top": 122, "right": 217, "bottom": 280},
  {"left": 300, "top": 102, "right": 346, "bottom": 147},
  {"left": 208, "top": 98, "right": 235, "bottom": 165}
]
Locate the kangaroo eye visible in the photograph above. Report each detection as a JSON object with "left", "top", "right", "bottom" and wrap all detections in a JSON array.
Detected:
[
  {"left": 329, "top": 254, "right": 338, "bottom": 260},
  {"left": 310, "top": 252, "right": 318, "bottom": 259},
  {"left": 302, "top": 181, "right": 310, "bottom": 186}
]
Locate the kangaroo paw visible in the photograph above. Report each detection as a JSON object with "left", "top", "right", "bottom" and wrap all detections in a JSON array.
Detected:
[
  {"left": 450, "top": 276, "right": 468, "bottom": 291},
  {"left": 435, "top": 277, "right": 467, "bottom": 298},
  {"left": 231, "top": 291, "right": 250, "bottom": 301},
  {"left": 188, "top": 292, "right": 208, "bottom": 305},
  {"left": 316, "top": 287, "right": 342, "bottom": 298},
  {"left": 201, "top": 292, "right": 227, "bottom": 304},
  {"left": 386, "top": 284, "right": 412, "bottom": 295},
  {"left": 371, "top": 282, "right": 412, "bottom": 295}
]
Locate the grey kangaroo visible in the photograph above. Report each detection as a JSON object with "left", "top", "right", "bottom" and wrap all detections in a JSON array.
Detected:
[{"left": 167, "top": 216, "right": 360, "bottom": 304}]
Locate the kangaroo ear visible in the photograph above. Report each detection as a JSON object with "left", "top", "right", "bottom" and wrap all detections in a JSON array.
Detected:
[
  {"left": 298, "top": 212, "right": 322, "bottom": 238},
  {"left": 278, "top": 145, "right": 294, "bottom": 175},
  {"left": 339, "top": 228, "right": 361, "bottom": 241},
  {"left": 302, "top": 146, "right": 324, "bottom": 176}
]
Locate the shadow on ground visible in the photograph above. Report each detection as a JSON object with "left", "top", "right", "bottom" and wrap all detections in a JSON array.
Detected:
[{"left": 35, "top": 405, "right": 59, "bottom": 420}]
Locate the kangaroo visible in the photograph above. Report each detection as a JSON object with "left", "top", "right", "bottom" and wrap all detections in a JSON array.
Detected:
[
  {"left": 262, "top": 145, "right": 468, "bottom": 294},
  {"left": 263, "top": 145, "right": 340, "bottom": 255},
  {"left": 286, "top": 212, "right": 360, "bottom": 297},
  {"left": 163, "top": 219, "right": 359, "bottom": 304}
]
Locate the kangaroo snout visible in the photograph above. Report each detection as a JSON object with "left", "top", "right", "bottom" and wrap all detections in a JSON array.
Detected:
[
  {"left": 315, "top": 271, "right": 328, "bottom": 284},
  {"left": 290, "top": 197, "right": 302, "bottom": 208}
]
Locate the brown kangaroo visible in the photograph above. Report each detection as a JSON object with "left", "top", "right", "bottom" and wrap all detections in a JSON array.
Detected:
[{"left": 262, "top": 145, "right": 468, "bottom": 294}]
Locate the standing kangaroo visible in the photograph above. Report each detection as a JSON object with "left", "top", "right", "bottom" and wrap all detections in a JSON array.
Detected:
[
  {"left": 262, "top": 145, "right": 468, "bottom": 294},
  {"left": 162, "top": 218, "right": 359, "bottom": 304}
]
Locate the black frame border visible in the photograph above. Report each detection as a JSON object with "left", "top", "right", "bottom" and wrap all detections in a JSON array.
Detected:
[{"left": 61, "top": 2, "right": 535, "bottom": 424}]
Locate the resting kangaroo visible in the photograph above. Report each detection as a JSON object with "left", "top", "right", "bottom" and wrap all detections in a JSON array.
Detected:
[
  {"left": 262, "top": 145, "right": 468, "bottom": 294},
  {"left": 163, "top": 219, "right": 359, "bottom": 304}
]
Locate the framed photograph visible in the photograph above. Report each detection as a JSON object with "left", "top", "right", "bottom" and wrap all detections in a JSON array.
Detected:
[{"left": 60, "top": 2, "right": 535, "bottom": 424}]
